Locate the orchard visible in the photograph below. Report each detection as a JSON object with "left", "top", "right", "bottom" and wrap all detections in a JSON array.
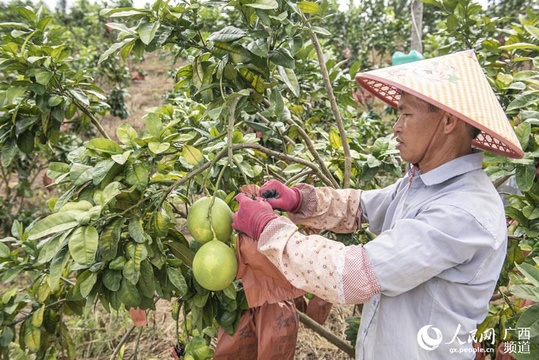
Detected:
[{"left": 0, "top": 0, "right": 538, "bottom": 359}]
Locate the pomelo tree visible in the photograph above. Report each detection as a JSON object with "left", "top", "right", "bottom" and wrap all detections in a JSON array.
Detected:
[{"left": 0, "top": 0, "right": 538, "bottom": 358}]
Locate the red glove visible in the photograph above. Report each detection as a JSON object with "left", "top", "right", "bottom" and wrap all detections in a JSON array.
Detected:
[
  {"left": 259, "top": 180, "right": 302, "bottom": 212},
  {"left": 232, "top": 193, "right": 277, "bottom": 240}
]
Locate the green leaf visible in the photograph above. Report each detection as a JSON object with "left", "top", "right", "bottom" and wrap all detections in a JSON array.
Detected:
[
  {"left": 1, "top": 139, "right": 17, "bottom": 167},
  {"left": 117, "top": 123, "right": 139, "bottom": 146},
  {"left": 37, "top": 231, "right": 68, "bottom": 264},
  {"left": 0, "top": 242, "right": 10, "bottom": 258},
  {"left": 98, "top": 38, "right": 134, "bottom": 64},
  {"left": 165, "top": 238, "right": 194, "bottom": 268},
  {"left": 103, "top": 270, "right": 122, "bottom": 291},
  {"left": 79, "top": 271, "right": 97, "bottom": 298},
  {"left": 298, "top": 1, "right": 320, "bottom": 14},
  {"left": 329, "top": 127, "right": 342, "bottom": 149},
  {"left": 182, "top": 145, "right": 204, "bottom": 166},
  {"left": 278, "top": 66, "right": 300, "bottom": 97},
  {"left": 100, "top": 219, "right": 123, "bottom": 261},
  {"left": 33, "top": 69, "right": 52, "bottom": 85},
  {"left": 138, "top": 21, "right": 159, "bottom": 45},
  {"left": 94, "top": 181, "right": 121, "bottom": 207},
  {"left": 17, "top": 6, "right": 36, "bottom": 22},
  {"left": 31, "top": 305, "right": 45, "bottom": 327},
  {"left": 167, "top": 266, "right": 188, "bottom": 296},
  {"left": 47, "top": 162, "right": 70, "bottom": 179},
  {"left": 499, "top": 43, "right": 539, "bottom": 51},
  {"left": 126, "top": 163, "right": 149, "bottom": 189},
  {"left": 516, "top": 164, "right": 536, "bottom": 193},
  {"left": 283, "top": 163, "right": 305, "bottom": 174},
  {"left": 86, "top": 138, "right": 123, "bottom": 154},
  {"left": 245, "top": 0, "right": 278, "bottom": 9},
  {"left": 100, "top": 8, "right": 150, "bottom": 17},
  {"left": 68, "top": 226, "right": 99, "bottom": 266},
  {"left": 268, "top": 48, "right": 295, "bottom": 69},
  {"left": 145, "top": 113, "right": 163, "bottom": 137},
  {"left": 516, "top": 263, "right": 539, "bottom": 288},
  {"left": 148, "top": 141, "right": 170, "bottom": 154},
  {"left": 22, "top": 320, "right": 40, "bottom": 352},
  {"left": 49, "top": 247, "right": 69, "bottom": 290},
  {"left": 128, "top": 218, "right": 145, "bottom": 244},
  {"left": 28, "top": 212, "right": 78, "bottom": 240},
  {"left": 5, "top": 86, "right": 26, "bottom": 104},
  {"left": 222, "top": 282, "right": 237, "bottom": 300},
  {"left": 70, "top": 163, "right": 93, "bottom": 186},
  {"left": 524, "top": 25, "right": 539, "bottom": 41},
  {"left": 208, "top": 26, "right": 246, "bottom": 42},
  {"left": 118, "top": 278, "right": 141, "bottom": 308},
  {"left": 123, "top": 258, "right": 140, "bottom": 285},
  {"left": 138, "top": 260, "right": 156, "bottom": 298},
  {"left": 92, "top": 160, "right": 116, "bottom": 185},
  {"left": 311, "top": 26, "right": 331, "bottom": 36},
  {"left": 515, "top": 121, "right": 531, "bottom": 149},
  {"left": 516, "top": 303, "right": 539, "bottom": 342},
  {"left": 68, "top": 88, "right": 89, "bottom": 107},
  {"left": 212, "top": 42, "right": 252, "bottom": 63},
  {"left": 0, "top": 327, "right": 14, "bottom": 347},
  {"left": 507, "top": 92, "right": 539, "bottom": 112}
]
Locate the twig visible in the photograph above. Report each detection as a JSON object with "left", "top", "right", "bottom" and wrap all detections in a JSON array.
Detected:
[
  {"left": 163, "top": 142, "right": 336, "bottom": 197},
  {"left": 110, "top": 325, "right": 136, "bottom": 360},
  {"left": 258, "top": 102, "right": 338, "bottom": 188},
  {"left": 302, "top": 16, "right": 351, "bottom": 188},
  {"left": 285, "top": 116, "right": 339, "bottom": 188},
  {"left": 298, "top": 311, "right": 355, "bottom": 358}
]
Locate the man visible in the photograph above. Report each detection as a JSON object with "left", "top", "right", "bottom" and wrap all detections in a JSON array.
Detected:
[{"left": 231, "top": 50, "right": 524, "bottom": 359}]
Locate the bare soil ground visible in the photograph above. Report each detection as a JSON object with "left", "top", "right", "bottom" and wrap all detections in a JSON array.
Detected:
[{"left": 86, "top": 52, "right": 357, "bottom": 359}]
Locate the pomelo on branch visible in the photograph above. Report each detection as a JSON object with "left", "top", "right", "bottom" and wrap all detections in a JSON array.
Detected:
[
  {"left": 186, "top": 196, "right": 233, "bottom": 243},
  {"left": 192, "top": 240, "right": 238, "bottom": 291}
]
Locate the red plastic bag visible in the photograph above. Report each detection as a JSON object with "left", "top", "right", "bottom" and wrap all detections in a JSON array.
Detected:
[
  {"left": 236, "top": 233, "right": 305, "bottom": 307},
  {"left": 213, "top": 300, "right": 299, "bottom": 360}
]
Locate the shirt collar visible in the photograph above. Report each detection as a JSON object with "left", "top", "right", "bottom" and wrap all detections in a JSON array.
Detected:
[{"left": 412, "top": 151, "right": 484, "bottom": 186}]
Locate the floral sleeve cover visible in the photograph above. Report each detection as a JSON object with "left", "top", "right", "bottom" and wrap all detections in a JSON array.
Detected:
[
  {"left": 257, "top": 186, "right": 380, "bottom": 304},
  {"left": 287, "top": 184, "right": 363, "bottom": 233}
]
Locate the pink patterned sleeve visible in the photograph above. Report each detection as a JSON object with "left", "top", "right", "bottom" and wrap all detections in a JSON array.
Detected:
[
  {"left": 258, "top": 217, "right": 381, "bottom": 304},
  {"left": 287, "top": 184, "right": 363, "bottom": 233}
]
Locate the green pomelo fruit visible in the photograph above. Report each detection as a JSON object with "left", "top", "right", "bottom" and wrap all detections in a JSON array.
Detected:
[
  {"left": 192, "top": 240, "right": 238, "bottom": 291},
  {"left": 186, "top": 197, "right": 233, "bottom": 244}
]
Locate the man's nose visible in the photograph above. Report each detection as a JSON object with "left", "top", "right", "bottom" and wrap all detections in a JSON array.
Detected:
[{"left": 392, "top": 115, "right": 404, "bottom": 133}]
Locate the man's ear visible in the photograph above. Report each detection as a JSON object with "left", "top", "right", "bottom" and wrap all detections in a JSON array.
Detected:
[{"left": 442, "top": 113, "right": 459, "bottom": 134}]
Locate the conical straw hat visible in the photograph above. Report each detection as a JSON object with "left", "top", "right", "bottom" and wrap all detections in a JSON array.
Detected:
[{"left": 355, "top": 50, "right": 524, "bottom": 159}]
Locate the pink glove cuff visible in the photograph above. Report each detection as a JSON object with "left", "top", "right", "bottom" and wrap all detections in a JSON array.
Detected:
[
  {"left": 289, "top": 187, "right": 303, "bottom": 213},
  {"left": 252, "top": 212, "right": 278, "bottom": 240}
]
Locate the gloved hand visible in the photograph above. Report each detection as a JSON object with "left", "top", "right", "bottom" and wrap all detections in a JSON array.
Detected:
[
  {"left": 259, "top": 180, "right": 302, "bottom": 212},
  {"left": 232, "top": 193, "right": 277, "bottom": 240}
]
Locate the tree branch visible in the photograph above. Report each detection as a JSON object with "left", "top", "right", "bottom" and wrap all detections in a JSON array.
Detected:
[
  {"left": 303, "top": 17, "right": 351, "bottom": 188},
  {"left": 298, "top": 311, "right": 355, "bottom": 358}
]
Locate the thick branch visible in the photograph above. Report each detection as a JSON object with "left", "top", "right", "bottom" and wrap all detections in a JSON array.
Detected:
[{"left": 298, "top": 311, "right": 355, "bottom": 358}]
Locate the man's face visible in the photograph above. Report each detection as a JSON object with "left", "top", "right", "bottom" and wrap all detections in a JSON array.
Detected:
[{"left": 393, "top": 93, "right": 443, "bottom": 165}]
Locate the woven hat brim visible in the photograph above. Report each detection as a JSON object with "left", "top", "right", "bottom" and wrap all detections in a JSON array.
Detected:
[{"left": 355, "top": 51, "right": 525, "bottom": 159}]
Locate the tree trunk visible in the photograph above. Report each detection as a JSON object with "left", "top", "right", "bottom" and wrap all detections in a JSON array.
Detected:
[{"left": 411, "top": 0, "right": 423, "bottom": 53}]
